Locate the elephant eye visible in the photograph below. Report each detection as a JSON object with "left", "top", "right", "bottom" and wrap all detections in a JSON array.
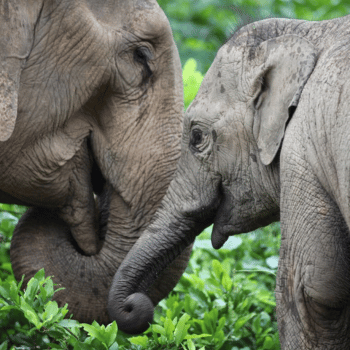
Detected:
[
  {"left": 191, "top": 129, "right": 202, "bottom": 146},
  {"left": 134, "top": 46, "right": 150, "bottom": 64},
  {"left": 190, "top": 128, "right": 208, "bottom": 153},
  {"left": 134, "top": 46, "right": 153, "bottom": 84},
  {"left": 191, "top": 129, "right": 202, "bottom": 145}
]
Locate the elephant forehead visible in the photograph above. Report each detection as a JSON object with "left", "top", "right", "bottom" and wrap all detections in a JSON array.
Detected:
[
  {"left": 85, "top": 0, "right": 156, "bottom": 16},
  {"left": 185, "top": 54, "right": 248, "bottom": 133},
  {"left": 185, "top": 98, "right": 224, "bottom": 132},
  {"left": 206, "top": 46, "right": 251, "bottom": 105},
  {"left": 85, "top": 0, "right": 169, "bottom": 37}
]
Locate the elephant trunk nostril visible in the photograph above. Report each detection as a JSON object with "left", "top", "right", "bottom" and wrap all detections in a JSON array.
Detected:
[
  {"left": 109, "top": 292, "right": 154, "bottom": 335},
  {"left": 124, "top": 304, "right": 133, "bottom": 313}
]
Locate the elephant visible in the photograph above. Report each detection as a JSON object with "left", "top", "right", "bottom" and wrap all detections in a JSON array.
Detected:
[
  {"left": 108, "top": 15, "right": 350, "bottom": 347},
  {"left": 2, "top": 0, "right": 192, "bottom": 324}
]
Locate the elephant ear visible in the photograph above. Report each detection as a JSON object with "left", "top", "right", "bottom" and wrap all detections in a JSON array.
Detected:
[
  {"left": 0, "top": 1, "right": 40, "bottom": 142},
  {"left": 252, "top": 35, "right": 317, "bottom": 165}
]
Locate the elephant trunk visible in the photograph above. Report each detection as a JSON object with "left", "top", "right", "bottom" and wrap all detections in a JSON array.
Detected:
[
  {"left": 10, "top": 188, "right": 120, "bottom": 324},
  {"left": 108, "top": 217, "right": 197, "bottom": 334},
  {"left": 108, "top": 161, "right": 221, "bottom": 334},
  {"left": 10, "top": 181, "right": 194, "bottom": 324}
]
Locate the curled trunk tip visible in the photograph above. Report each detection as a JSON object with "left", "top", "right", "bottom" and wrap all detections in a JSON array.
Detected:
[{"left": 108, "top": 292, "right": 154, "bottom": 334}]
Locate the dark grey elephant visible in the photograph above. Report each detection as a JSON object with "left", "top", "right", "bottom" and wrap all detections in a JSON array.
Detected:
[
  {"left": 108, "top": 16, "right": 350, "bottom": 347},
  {"left": 1, "top": 0, "right": 192, "bottom": 323}
]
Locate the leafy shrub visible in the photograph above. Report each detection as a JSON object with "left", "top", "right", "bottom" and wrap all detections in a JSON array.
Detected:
[{"left": 1, "top": 205, "right": 281, "bottom": 349}]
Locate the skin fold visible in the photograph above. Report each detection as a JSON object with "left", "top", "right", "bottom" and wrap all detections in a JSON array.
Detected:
[
  {"left": 109, "top": 15, "right": 350, "bottom": 348},
  {"left": 2, "top": 0, "right": 192, "bottom": 324}
]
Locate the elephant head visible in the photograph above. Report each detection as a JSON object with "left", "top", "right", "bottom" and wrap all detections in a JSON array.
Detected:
[
  {"left": 107, "top": 17, "right": 344, "bottom": 335},
  {"left": 6, "top": 0, "right": 191, "bottom": 323}
]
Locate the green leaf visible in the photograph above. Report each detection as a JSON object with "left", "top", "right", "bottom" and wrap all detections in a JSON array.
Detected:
[
  {"left": 0, "top": 340, "right": 8, "bottom": 350},
  {"left": 33, "top": 268, "right": 46, "bottom": 282},
  {"left": 252, "top": 315, "right": 262, "bottom": 335},
  {"left": 104, "top": 322, "right": 118, "bottom": 347},
  {"left": 182, "top": 58, "right": 204, "bottom": 108},
  {"left": 81, "top": 323, "right": 106, "bottom": 346},
  {"left": 6, "top": 276, "right": 23, "bottom": 305},
  {"left": 185, "top": 334, "right": 211, "bottom": 340},
  {"left": 212, "top": 259, "right": 224, "bottom": 281},
  {"left": 221, "top": 272, "right": 233, "bottom": 292},
  {"left": 217, "top": 316, "right": 226, "bottom": 332},
  {"left": 20, "top": 297, "right": 40, "bottom": 328},
  {"left": 234, "top": 313, "right": 256, "bottom": 332},
  {"left": 58, "top": 319, "right": 81, "bottom": 328},
  {"left": 24, "top": 278, "right": 39, "bottom": 303},
  {"left": 108, "top": 343, "right": 119, "bottom": 350},
  {"left": 0, "top": 214, "right": 18, "bottom": 235},
  {"left": 174, "top": 313, "right": 191, "bottom": 346},
  {"left": 39, "top": 278, "right": 55, "bottom": 302},
  {"left": 42, "top": 301, "right": 59, "bottom": 323},
  {"left": 185, "top": 339, "right": 195, "bottom": 350},
  {"left": 263, "top": 335, "right": 275, "bottom": 349},
  {"left": 0, "top": 285, "right": 10, "bottom": 300},
  {"left": 184, "top": 294, "right": 198, "bottom": 316},
  {"left": 151, "top": 324, "right": 166, "bottom": 336},
  {"left": 82, "top": 321, "right": 118, "bottom": 348},
  {"left": 164, "top": 317, "right": 175, "bottom": 342},
  {"left": 203, "top": 309, "right": 218, "bottom": 334},
  {"left": 129, "top": 335, "right": 149, "bottom": 347}
]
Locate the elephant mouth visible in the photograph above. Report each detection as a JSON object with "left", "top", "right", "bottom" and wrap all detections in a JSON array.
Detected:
[
  {"left": 89, "top": 137, "right": 107, "bottom": 197},
  {"left": 70, "top": 139, "right": 110, "bottom": 255}
]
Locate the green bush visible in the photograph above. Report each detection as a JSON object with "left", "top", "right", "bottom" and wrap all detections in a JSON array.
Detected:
[{"left": 0, "top": 201, "right": 281, "bottom": 349}]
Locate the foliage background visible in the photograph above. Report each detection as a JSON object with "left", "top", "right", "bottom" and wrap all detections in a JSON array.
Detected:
[
  {"left": 1, "top": 1, "right": 350, "bottom": 349},
  {"left": 158, "top": 0, "right": 350, "bottom": 74}
]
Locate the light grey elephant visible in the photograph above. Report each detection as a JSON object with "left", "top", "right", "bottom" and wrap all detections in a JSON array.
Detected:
[
  {"left": 1, "top": 0, "right": 192, "bottom": 324},
  {"left": 108, "top": 16, "right": 350, "bottom": 347}
]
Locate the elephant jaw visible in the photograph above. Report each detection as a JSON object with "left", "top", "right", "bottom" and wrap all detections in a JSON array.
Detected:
[
  {"left": 211, "top": 189, "right": 236, "bottom": 249},
  {"left": 211, "top": 188, "right": 253, "bottom": 249},
  {"left": 211, "top": 190, "right": 280, "bottom": 249}
]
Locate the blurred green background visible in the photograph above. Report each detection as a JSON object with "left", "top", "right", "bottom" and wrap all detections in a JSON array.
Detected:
[{"left": 158, "top": 0, "right": 350, "bottom": 75}]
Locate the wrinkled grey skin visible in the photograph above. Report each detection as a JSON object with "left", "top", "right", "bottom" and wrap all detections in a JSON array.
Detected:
[
  {"left": 2, "top": 0, "right": 192, "bottom": 324},
  {"left": 109, "top": 16, "right": 350, "bottom": 347}
]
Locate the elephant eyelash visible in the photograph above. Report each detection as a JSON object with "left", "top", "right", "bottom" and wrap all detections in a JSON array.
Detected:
[{"left": 134, "top": 47, "right": 153, "bottom": 85}]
